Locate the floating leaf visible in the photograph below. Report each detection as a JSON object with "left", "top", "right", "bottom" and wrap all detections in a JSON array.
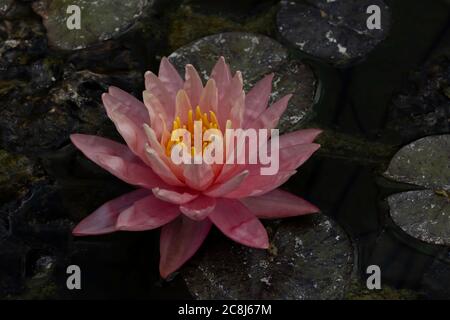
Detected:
[
  {"left": 276, "top": 0, "right": 391, "bottom": 66},
  {"left": 385, "top": 135, "right": 450, "bottom": 246},
  {"left": 183, "top": 214, "right": 354, "bottom": 299}
]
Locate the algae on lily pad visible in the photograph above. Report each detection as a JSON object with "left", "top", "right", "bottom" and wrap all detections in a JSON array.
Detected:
[
  {"left": 183, "top": 214, "right": 354, "bottom": 300},
  {"left": 168, "top": 32, "right": 317, "bottom": 133},
  {"left": 385, "top": 135, "right": 450, "bottom": 246},
  {"left": 276, "top": 0, "right": 390, "bottom": 67},
  {"left": 32, "top": 0, "right": 151, "bottom": 50}
]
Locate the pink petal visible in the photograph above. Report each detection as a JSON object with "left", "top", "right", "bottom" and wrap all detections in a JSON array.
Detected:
[
  {"left": 73, "top": 188, "right": 149, "bottom": 236},
  {"left": 228, "top": 90, "right": 245, "bottom": 129},
  {"left": 225, "top": 170, "right": 296, "bottom": 198},
  {"left": 95, "top": 154, "right": 165, "bottom": 189},
  {"left": 210, "top": 56, "right": 231, "bottom": 103},
  {"left": 279, "top": 129, "right": 322, "bottom": 148},
  {"left": 152, "top": 187, "right": 198, "bottom": 205},
  {"left": 158, "top": 113, "right": 171, "bottom": 147},
  {"left": 208, "top": 198, "right": 269, "bottom": 249},
  {"left": 108, "top": 86, "right": 149, "bottom": 124},
  {"left": 175, "top": 90, "right": 192, "bottom": 124},
  {"left": 102, "top": 93, "right": 148, "bottom": 163},
  {"left": 144, "top": 146, "right": 184, "bottom": 186},
  {"left": 158, "top": 57, "right": 184, "bottom": 100},
  {"left": 279, "top": 143, "right": 320, "bottom": 171},
  {"left": 116, "top": 195, "right": 180, "bottom": 231},
  {"left": 246, "top": 141, "right": 320, "bottom": 174},
  {"left": 70, "top": 134, "right": 164, "bottom": 189},
  {"left": 180, "top": 195, "right": 216, "bottom": 221},
  {"left": 145, "top": 71, "right": 174, "bottom": 120},
  {"left": 184, "top": 64, "right": 203, "bottom": 107},
  {"left": 143, "top": 124, "right": 165, "bottom": 155},
  {"left": 232, "top": 142, "right": 320, "bottom": 185},
  {"left": 183, "top": 162, "right": 215, "bottom": 191},
  {"left": 204, "top": 170, "right": 249, "bottom": 197},
  {"left": 142, "top": 90, "right": 169, "bottom": 131},
  {"left": 243, "top": 73, "right": 274, "bottom": 126},
  {"left": 159, "top": 216, "right": 212, "bottom": 278},
  {"left": 219, "top": 71, "right": 243, "bottom": 127},
  {"left": 199, "top": 78, "right": 218, "bottom": 114},
  {"left": 240, "top": 189, "right": 320, "bottom": 219},
  {"left": 71, "top": 133, "right": 134, "bottom": 161},
  {"left": 246, "top": 94, "right": 292, "bottom": 130},
  {"left": 218, "top": 142, "right": 320, "bottom": 199}
]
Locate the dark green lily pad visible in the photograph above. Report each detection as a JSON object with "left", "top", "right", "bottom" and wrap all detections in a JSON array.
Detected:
[
  {"left": 385, "top": 135, "right": 450, "bottom": 246},
  {"left": 388, "top": 190, "right": 450, "bottom": 246},
  {"left": 276, "top": 0, "right": 390, "bottom": 67},
  {"left": 32, "top": 0, "right": 150, "bottom": 50},
  {"left": 169, "top": 32, "right": 317, "bottom": 133},
  {"left": 183, "top": 214, "right": 354, "bottom": 299},
  {"left": 385, "top": 135, "right": 450, "bottom": 191}
]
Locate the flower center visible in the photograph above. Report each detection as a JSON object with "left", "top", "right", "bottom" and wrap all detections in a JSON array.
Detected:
[{"left": 166, "top": 105, "right": 231, "bottom": 157}]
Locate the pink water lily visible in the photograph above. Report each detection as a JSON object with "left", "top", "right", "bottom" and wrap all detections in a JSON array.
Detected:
[{"left": 71, "top": 56, "right": 321, "bottom": 278}]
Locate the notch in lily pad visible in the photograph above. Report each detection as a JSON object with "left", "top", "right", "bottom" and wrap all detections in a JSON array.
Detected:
[{"left": 384, "top": 135, "right": 450, "bottom": 246}]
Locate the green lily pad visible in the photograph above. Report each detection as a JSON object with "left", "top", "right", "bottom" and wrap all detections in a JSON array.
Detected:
[
  {"left": 183, "top": 214, "right": 354, "bottom": 299},
  {"left": 385, "top": 135, "right": 450, "bottom": 246},
  {"left": 32, "top": 0, "right": 150, "bottom": 50},
  {"left": 388, "top": 190, "right": 450, "bottom": 246},
  {"left": 385, "top": 135, "right": 450, "bottom": 191},
  {"left": 169, "top": 32, "right": 317, "bottom": 133},
  {"left": 276, "top": 0, "right": 390, "bottom": 67}
]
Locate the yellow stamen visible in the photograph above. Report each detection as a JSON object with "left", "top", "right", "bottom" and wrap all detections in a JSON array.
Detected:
[
  {"left": 165, "top": 105, "right": 229, "bottom": 157},
  {"left": 188, "top": 109, "right": 193, "bottom": 133},
  {"left": 195, "top": 106, "right": 202, "bottom": 121},
  {"left": 202, "top": 113, "right": 210, "bottom": 127},
  {"left": 210, "top": 111, "right": 219, "bottom": 129}
]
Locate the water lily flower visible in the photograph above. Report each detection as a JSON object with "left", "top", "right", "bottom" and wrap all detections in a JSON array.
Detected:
[{"left": 70, "top": 56, "right": 321, "bottom": 278}]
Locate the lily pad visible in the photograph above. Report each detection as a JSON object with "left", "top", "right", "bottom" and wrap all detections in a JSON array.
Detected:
[
  {"left": 385, "top": 135, "right": 450, "bottom": 191},
  {"left": 276, "top": 0, "right": 390, "bottom": 67},
  {"left": 388, "top": 191, "right": 450, "bottom": 246},
  {"left": 385, "top": 135, "right": 450, "bottom": 246},
  {"left": 183, "top": 214, "right": 354, "bottom": 299},
  {"left": 168, "top": 32, "right": 317, "bottom": 133},
  {"left": 32, "top": 0, "right": 150, "bottom": 50}
]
